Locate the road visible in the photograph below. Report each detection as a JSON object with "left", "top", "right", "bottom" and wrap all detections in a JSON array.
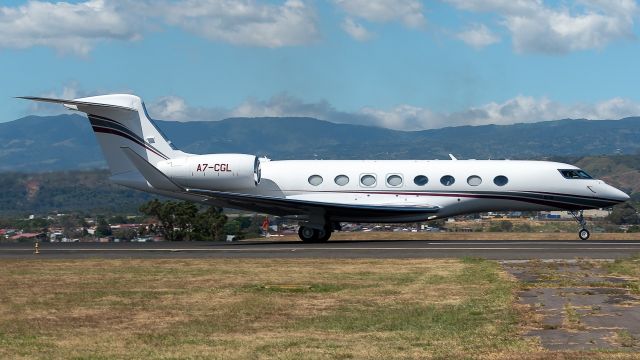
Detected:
[{"left": 1, "top": 239, "right": 640, "bottom": 260}]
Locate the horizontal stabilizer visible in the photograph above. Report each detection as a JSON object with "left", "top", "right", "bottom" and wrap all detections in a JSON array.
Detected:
[
  {"left": 120, "top": 147, "right": 183, "bottom": 192},
  {"left": 16, "top": 96, "right": 136, "bottom": 111}
]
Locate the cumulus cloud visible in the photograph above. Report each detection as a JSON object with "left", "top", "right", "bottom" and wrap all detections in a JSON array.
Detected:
[
  {"left": 333, "top": 0, "right": 425, "bottom": 28},
  {"left": 155, "top": 0, "right": 319, "bottom": 48},
  {"left": 145, "top": 93, "right": 640, "bottom": 131},
  {"left": 149, "top": 95, "right": 230, "bottom": 122},
  {"left": 26, "top": 87, "right": 640, "bottom": 131},
  {"left": 0, "top": 0, "right": 142, "bottom": 56},
  {"left": 361, "top": 96, "right": 640, "bottom": 130},
  {"left": 446, "top": 0, "right": 639, "bottom": 54},
  {"left": 341, "top": 18, "right": 373, "bottom": 41},
  {"left": 456, "top": 24, "right": 500, "bottom": 48},
  {"left": 0, "top": 0, "right": 318, "bottom": 55},
  {"left": 26, "top": 83, "right": 88, "bottom": 115},
  {"left": 147, "top": 93, "right": 372, "bottom": 125}
]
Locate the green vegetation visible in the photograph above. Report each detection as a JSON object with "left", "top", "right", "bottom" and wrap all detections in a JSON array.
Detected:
[
  {"left": 0, "top": 170, "right": 156, "bottom": 216},
  {"left": 607, "top": 203, "right": 640, "bottom": 225},
  {"left": 0, "top": 258, "right": 533, "bottom": 359},
  {"left": 604, "top": 255, "right": 640, "bottom": 294},
  {"left": 139, "top": 199, "right": 227, "bottom": 241}
]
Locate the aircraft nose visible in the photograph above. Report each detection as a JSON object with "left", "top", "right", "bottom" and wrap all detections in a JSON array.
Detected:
[{"left": 605, "top": 184, "right": 630, "bottom": 202}]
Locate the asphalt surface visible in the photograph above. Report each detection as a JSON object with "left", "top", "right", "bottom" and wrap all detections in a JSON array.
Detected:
[{"left": 2, "top": 239, "right": 640, "bottom": 260}]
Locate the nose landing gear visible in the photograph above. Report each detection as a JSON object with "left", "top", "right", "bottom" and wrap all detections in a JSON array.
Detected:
[{"left": 570, "top": 210, "right": 590, "bottom": 240}]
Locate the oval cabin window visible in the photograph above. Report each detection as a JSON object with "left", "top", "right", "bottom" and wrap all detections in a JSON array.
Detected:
[
  {"left": 334, "top": 175, "right": 349, "bottom": 186},
  {"left": 308, "top": 175, "right": 323, "bottom": 186},
  {"left": 440, "top": 175, "right": 455, "bottom": 186},
  {"left": 360, "top": 174, "right": 376, "bottom": 187},
  {"left": 414, "top": 175, "right": 429, "bottom": 186},
  {"left": 386, "top": 174, "right": 403, "bottom": 187},
  {"left": 494, "top": 175, "right": 508, "bottom": 186},
  {"left": 467, "top": 175, "right": 482, "bottom": 186}
]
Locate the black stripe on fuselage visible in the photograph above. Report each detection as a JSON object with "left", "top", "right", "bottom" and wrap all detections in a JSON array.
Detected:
[{"left": 285, "top": 189, "right": 621, "bottom": 210}]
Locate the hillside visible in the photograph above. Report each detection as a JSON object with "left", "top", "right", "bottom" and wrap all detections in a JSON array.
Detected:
[
  {"left": 1, "top": 114, "right": 640, "bottom": 171},
  {"left": 0, "top": 170, "right": 156, "bottom": 217}
]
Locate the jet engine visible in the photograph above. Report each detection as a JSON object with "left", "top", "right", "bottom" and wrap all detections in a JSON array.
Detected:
[{"left": 157, "top": 154, "right": 261, "bottom": 191}]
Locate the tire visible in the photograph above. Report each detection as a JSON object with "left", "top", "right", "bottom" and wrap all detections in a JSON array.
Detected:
[
  {"left": 579, "top": 228, "right": 590, "bottom": 241},
  {"left": 298, "top": 226, "right": 317, "bottom": 242},
  {"left": 315, "top": 227, "right": 332, "bottom": 242}
]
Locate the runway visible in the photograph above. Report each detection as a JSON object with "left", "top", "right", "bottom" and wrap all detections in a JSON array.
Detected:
[{"left": 2, "top": 240, "right": 640, "bottom": 260}]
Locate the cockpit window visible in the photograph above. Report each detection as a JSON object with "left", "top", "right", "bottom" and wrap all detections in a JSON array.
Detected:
[{"left": 558, "top": 169, "right": 592, "bottom": 179}]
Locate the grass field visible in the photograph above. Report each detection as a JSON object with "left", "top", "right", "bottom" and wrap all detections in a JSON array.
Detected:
[
  {"left": 0, "top": 258, "right": 534, "bottom": 359},
  {"left": 2, "top": 258, "right": 640, "bottom": 359}
]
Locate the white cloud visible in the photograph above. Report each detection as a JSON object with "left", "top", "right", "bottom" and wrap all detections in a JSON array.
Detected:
[
  {"left": 341, "top": 18, "right": 373, "bottom": 41},
  {"left": 27, "top": 87, "right": 640, "bottom": 131},
  {"left": 26, "top": 83, "right": 87, "bottom": 115},
  {"left": 333, "top": 0, "right": 425, "bottom": 29},
  {"left": 147, "top": 93, "right": 372, "bottom": 125},
  {"left": 456, "top": 24, "right": 500, "bottom": 48},
  {"left": 0, "top": 0, "right": 142, "bottom": 56},
  {"left": 149, "top": 95, "right": 229, "bottom": 122},
  {"left": 145, "top": 93, "right": 640, "bottom": 131},
  {"left": 0, "top": 0, "right": 318, "bottom": 55},
  {"left": 360, "top": 96, "right": 640, "bottom": 130},
  {"left": 445, "top": 0, "right": 639, "bottom": 54},
  {"left": 156, "top": 0, "right": 319, "bottom": 48}
]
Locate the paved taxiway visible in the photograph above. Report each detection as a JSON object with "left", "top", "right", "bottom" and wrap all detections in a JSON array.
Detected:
[{"left": 1, "top": 240, "right": 640, "bottom": 260}]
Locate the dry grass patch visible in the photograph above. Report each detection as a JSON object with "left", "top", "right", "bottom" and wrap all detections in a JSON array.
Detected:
[{"left": 0, "top": 258, "right": 531, "bottom": 359}]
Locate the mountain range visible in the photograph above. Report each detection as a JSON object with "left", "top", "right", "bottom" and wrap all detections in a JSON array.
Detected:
[{"left": 2, "top": 114, "right": 640, "bottom": 172}]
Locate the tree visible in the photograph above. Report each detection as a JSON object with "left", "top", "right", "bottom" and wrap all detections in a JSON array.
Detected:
[
  {"left": 113, "top": 228, "right": 137, "bottom": 240},
  {"left": 140, "top": 200, "right": 188, "bottom": 241},
  {"left": 607, "top": 203, "right": 640, "bottom": 225},
  {"left": 139, "top": 200, "right": 225, "bottom": 241},
  {"left": 95, "top": 216, "right": 112, "bottom": 237},
  {"left": 223, "top": 219, "right": 241, "bottom": 237},
  {"left": 109, "top": 215, "right": 128, "bottom": 225},
  {"left": 194, "top": 206, "right": 227, "bottom": 241}
]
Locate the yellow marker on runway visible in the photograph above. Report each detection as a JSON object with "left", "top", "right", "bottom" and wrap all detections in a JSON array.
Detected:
[{"left": 34, "top": 241, "right": 40, "bottom": 255}]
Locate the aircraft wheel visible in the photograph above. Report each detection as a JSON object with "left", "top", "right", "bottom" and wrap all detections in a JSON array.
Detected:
[
  {"left": 316, "top": 227, "right": 332, "bottom": 242},
  {"left": 298, "top": 226, "right": 318, "bottom": 242},
  {"left": 579, "top": 228, "right": 590, "bottom": 241}
]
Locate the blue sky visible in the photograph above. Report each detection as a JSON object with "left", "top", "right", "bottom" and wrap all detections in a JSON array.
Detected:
[{"left": 2, "top": 0, "right": 640, "bottom": 130}]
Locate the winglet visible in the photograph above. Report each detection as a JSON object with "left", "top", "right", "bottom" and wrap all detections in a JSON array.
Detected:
[
  {"left": 120, "top": 147, "right": 183, "bottom": 192},
  {"left": 449, "top": 154, "right": 458, "bottom": 160}
]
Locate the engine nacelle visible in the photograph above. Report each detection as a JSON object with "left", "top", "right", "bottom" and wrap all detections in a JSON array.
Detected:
[{"left": 157, "top": 153, "right": 260, "bottom": 191}]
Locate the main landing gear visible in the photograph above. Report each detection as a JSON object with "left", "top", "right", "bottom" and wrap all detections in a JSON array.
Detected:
[
  {"left": 298, "top": 225, "right": 332, "bottom": 243},
  {"left": 570, "top": 210, "right": 590, "bottom": 240}
]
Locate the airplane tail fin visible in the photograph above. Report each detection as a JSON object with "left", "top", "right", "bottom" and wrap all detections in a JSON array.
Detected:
[{"left": 18, "top": 94, "right": 187, "bottom": 175}]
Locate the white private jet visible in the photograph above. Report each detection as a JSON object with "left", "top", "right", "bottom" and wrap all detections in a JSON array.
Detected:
[{"left": 20, "top": 94, "right": 630, "bottom": 241}]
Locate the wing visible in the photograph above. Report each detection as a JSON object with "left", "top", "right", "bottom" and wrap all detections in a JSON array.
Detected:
[{"left": 186, "top": 188, "right": 440, "bottom": 222}]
